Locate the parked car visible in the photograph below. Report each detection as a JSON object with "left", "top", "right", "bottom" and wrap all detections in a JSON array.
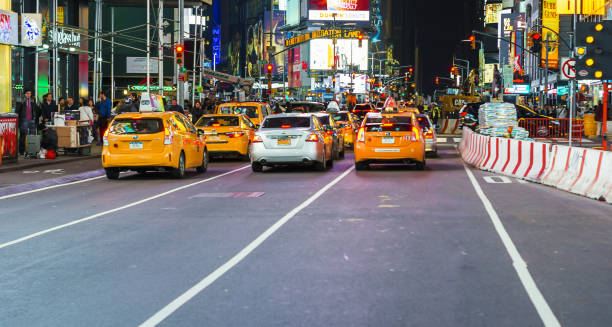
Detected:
[
  {"left": 250, "top": 114, "right": 333, "bottom": 172},
  {"left": 102, "top": 111, "right": 207, "bottom": 179}
]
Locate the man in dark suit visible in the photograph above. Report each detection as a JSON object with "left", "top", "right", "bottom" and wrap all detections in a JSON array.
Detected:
[{"left": 15, "top": 89, "right": 40, "bottom": 155}]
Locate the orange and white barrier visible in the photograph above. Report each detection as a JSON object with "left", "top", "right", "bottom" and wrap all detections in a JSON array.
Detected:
[
  {"left": 461, "top": 127, "right": 611, "bottom": 204},
  {"left": 437, "top": 119, "right": 461, "bottom": 134}
]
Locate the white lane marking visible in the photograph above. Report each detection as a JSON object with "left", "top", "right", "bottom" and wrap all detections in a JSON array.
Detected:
[
  {"left": 437, "top": 137, "right": 447, "bottom": 143},
  {"left": 483, "top": 176, "right": 512, "bottom": 184},
  {"left": 0, "top": 176, "right": 106, "bottom": 201},
  {"left": 138, "top": 165, "right": 355, "bottom": 327},
  {"left": 0, "top": 165, "right": 251, "bottom": 250},
  {"left": 462, "top": 163, "right": 561, "bottom": 327},
  {"left": 43, "top": 169, "right": 65, "bottom": 175}
]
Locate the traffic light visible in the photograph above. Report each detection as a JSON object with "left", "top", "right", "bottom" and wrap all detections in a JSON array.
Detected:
[
  {"left": 575, "top": 21, "right": 612, "bottom": 80},
  {"left": 531, "top": 32, "right": 542, "bottom": 54},
  {"left": 469, "top": 35, "right": 476, "bottom": 50},
  {"left": 408, "top": 67, "right": 414, "bottom": 74},
  {"left": 175, "top": 44, "right": 184, "bottom": 65},
  {"left": 266, "top": 64, "right": 274, "bottom": 76},
  {"left": 332, "top": 76, "right": 336, "bottom": 87},
  {"left": 352, "top": 72, "right": 356, "bottom": 79},
  {"left": 435, "top": 77, "right": 439, "bottom": 84},
  {"left": 527, "top": 32, "right": 534, "bottom": 47},
  {"left": 358, "top": 34, "right": 364, "bottom": 48}
]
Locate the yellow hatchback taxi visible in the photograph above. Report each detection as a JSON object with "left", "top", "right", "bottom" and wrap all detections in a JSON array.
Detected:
[
  {"left": 214, "top": 102, "right": 272, "bottom": 127},
  {"left": 102, "top": 111, "right": 208, "bottom": 179},
  {"left": 354, "top": 112, "right": 426, "bottom": 170},
  {"left": 329, "top": 111, "right": 360, "bottom": 148},
  {"left": 195, "top": 114, "right": 256, "bottom": 160}
]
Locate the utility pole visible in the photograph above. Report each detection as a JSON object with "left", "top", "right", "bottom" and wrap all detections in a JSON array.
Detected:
[
  {"left": 146, "top": 0, "right": 150, "bottom": 92},
  {"left": 158, "top": 0, "right": 164, "bottom": 96},
  {"left": 268, "top": 0, "right": 273, "bottom": 99},
  {"left": 192, "top": 6, "right": 200, "bottom": 104},
  {"left": 111, "top": 7, "right": 115, "bottom": 101},
  {"left": 569, "top": 0, "right": 577, "bottom": 147},
  {"left": 178, "top": 0, "right": 185, "bottom": 105}
]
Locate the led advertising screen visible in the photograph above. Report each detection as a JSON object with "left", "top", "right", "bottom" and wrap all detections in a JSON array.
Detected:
[
  {"left": 308, "top": 0, "right": 370, "bottom": 21},
  {"left": 309, "top": 38, "right": 368, "bottom": 71}
]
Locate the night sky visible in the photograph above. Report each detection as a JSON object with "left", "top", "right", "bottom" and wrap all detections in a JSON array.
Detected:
[{"left": 392, "top": 0, "right": 483, "bottom": 94}]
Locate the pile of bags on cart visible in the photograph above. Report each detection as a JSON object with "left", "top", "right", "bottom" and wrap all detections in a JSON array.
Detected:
[{"left": 477, "top": 102, "right": 533, "bottom": 141}]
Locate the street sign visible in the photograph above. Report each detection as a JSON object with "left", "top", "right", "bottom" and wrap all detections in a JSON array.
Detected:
[{"left": 561, "top": 57, "right": 576, "bottom": 80}]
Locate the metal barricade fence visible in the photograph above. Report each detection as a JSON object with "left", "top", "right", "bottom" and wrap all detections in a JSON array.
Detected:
[{"left": 518, "top": 118, "right": 583, "bottom": 145}]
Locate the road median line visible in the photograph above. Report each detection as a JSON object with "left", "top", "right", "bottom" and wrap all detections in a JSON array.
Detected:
[
  {"left": 138, "top": 165, "right": 355, "bottom": 327},
  {"left": 0, "top": 165, "right": 251, "bottom": 250}
]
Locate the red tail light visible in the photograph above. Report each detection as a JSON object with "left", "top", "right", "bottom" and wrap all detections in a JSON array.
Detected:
[
  {"left": 252, "top": 135, "right": 263, "bottom": 143},
  {"left": 425, "top": 129, "right": 434, "bottom": 139},
  {"left": 357, "top": 127, "right": 365, "bottom": 142},
  {"left": 411, "top": 126, "right": 420, "bottom": 141},
  {"left": 306, "top": 133, "right": 319, "bottom": 142},
  {"left": 226, "top": 132, "right": 245, "bottom": 138},
  {"left": 281, "top": 124, "right": 291, "bottom": 129},
  {"left": 326, "top": 130, "right": 334, "bottom": 135}
]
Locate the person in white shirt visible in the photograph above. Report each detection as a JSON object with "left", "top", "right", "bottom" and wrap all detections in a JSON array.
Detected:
[{"left": 78, "top": 97, "right": 95, "bottom": 124}]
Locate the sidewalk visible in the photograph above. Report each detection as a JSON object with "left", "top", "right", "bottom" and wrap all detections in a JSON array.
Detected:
[{"left": 0, "top": 144, "right": 102, "bottom": 173}]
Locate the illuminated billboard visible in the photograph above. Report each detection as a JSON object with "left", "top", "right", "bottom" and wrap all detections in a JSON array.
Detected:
[
  {"left": 308, "top": 0, "right": 370, "bottom": 21},
  {"left": 309, "top": 38, "right": 368, "bottom": 71}
]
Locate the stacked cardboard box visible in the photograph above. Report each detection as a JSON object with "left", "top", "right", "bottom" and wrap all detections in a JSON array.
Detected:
[{"left": 53, "top": 126, "right": 77, "bottom": 148}]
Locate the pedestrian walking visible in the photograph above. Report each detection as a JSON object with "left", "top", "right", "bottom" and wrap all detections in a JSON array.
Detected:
[
  {"left": 16, "top": 89, "right": 40, "bottom": 155},
  {"left": 96, "top": 92, "right": 112, "bottom": 145},
  {"left": 191, "top": 101, "right": 204, "bottom": 124}
]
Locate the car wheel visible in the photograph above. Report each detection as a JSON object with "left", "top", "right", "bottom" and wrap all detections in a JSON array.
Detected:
[
  {"left": 355, "top": 162, "right": 368, "bottom": 170},
  {"left": 172, "top": 152, "right": 186, "bottom": 178},
  {"left": 196, "top": 150, "right": 208, "bottom": 173},
  {"left": 415, "top": 159, "right": 426, "bottom": 170},
  {"left": 251, "top": 162, "right": 263, "bottom": 172},
  {"left": 315, "top": 151, "right": 327, "bottom": 171},
  {"left": 105, "top": 168, "right": 120, "bottom": 180}
]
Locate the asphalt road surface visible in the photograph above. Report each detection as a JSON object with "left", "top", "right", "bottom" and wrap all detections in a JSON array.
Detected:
[{"left": 0, "top": 137, "right": 611, "bottom": 327}]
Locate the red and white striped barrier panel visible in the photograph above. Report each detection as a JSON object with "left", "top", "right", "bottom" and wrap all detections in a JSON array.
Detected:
[
  {"left": 438, "top": 119, "right": 461, "bottom": 134},
  {"left": 461, "top": 128, "right": 611, "bottom": 204}
]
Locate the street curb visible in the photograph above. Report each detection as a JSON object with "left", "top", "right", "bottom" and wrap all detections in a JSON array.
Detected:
[{"left": 0, "top": 155, "right": 100, "bottom": 173}]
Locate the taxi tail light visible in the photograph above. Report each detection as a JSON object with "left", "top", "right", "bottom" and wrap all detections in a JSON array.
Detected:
[
  {"left": 102, "top": 128, "right": 109, "bottom": 146},
  {"left": 226, "top": 132, "right": 245, "bottom": 138},
  {"left": 164, "top": 127, "right": 174, "bottom": 145},
  {"left": 252, "top": 134, "right": 263, "bottom": 143},
  {"left": 357, "top": 127, "right": 365, "bottom": 142},
  {"left": 281, "top": 124, "right": 291, "bottom": 129},
  {"left": 306, "top": 133, "right": 320, "bottom": 142},
  {"left": 411, "top": 126, "right": 420, "bottom": 141},
  {"left": 326, "top": 130, "right": 334, "bottom": 135}
]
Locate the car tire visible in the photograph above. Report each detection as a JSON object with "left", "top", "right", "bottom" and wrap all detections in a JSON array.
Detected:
[
  {"left": 252, "top": 162, "right": 263, "bottom": 172},
  {"left": 172, "top": 152, "right": 186, "bottom": 178},
  {"left": 315, "top": 151, "right": 327, "bottom": 171},
  {"left": 196, "top": 150, "right": 208, "bottom": 173},
  {"left": 355, "top": 162, "right": 368, "bottom": 171},
  {"left": 105, "top": 168, "right": 120, "bottom": 180},
  {"left": 415, "top": 159, "right": 426, "bottom": 170}
]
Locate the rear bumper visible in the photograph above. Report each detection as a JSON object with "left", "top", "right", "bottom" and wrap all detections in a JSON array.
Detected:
[
  {"left": 101, "top": 149, "right": 176, "bottom": 168},
  {"left": 250, "top": 142, "right": 324, "bottom": 165},
  {"left": 354, "top": 142, "right": 425, "bottom": 163},
  {"left": 207, "top": 138, "right": 248, "bottom": 155},
  {"left": 425, "top": 139, "right": 437, "bottom": 152}
]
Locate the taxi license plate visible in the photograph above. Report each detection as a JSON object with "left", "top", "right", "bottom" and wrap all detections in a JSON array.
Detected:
[
  {"left": 129, "top": 142, "right": 143, "bottom": 149},
  {"left": 382, "top": 137, "right": 395, "bottom": 144},
  {"left": 277, "top": 138, "right": 291, "bottom": 145}
]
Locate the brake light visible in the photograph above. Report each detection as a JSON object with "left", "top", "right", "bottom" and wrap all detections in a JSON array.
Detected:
[
  {"left": 103, "top": 128, "right": 109, "bottom": 146},
  {"left": 226, "top": 132, "right": 245, "bottom": 138},
  {"left": 425, "top": 129, "right": 434, "bottom": 139},
  {"left": 382, "top": 123, "right": 393, "bottom": 127},
  {"left": 326, "top": 130, "right": 334, "bottom": 135},
  {"left": 306, "top": 133, "right": 319, "bottom": 142},
  {"left": 164, "top": 127, "right": 173, "bottom": 145},
  {"left": 252, "top": 134, "right": 263, "bottom": 143},
  {"left": 212, "top": 123, "right": 221, "bottom": 127},
  {"left": 357, "top": 127, "right": 365, "bottom": 142},
  {"left": 281, "top": 124, "right": 291, "bottom": 129},
  {"left": 411, "top": 126, "right": 420, "bottom": 141}
]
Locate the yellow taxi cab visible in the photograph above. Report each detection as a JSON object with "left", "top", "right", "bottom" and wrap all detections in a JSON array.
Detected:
[
  {"left": 194, "top": 114, "right": 256, "bottom": 160},
  {"left": 354, "top": 111, "right": 426, "bottom": 170},
  {"left": 398, "top": 107, "right": 420, "bottom": 114},
  {"left": 102, "top": 111, "right": 208, "bottom": 179},
  {"left": 214, "top": 102, "right": 272, "bottom": 127},
  {"left": 329, "top": 111, "right": 360, "bottom": 148}
]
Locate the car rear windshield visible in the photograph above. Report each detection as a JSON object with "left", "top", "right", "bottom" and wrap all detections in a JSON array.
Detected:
[
  {"left": 196, "top": 116, "right": 240, "bottom": 127},
  {"left": 416, "top": 116, "right": 431, "bottom": 128},
  {"left": 110, "top": 118, "right": 164, "bottom": 134},
  {"left": 332, "top": 113, "right": 349, "bottom": 121},
  {"left": 218, "top": 106, "right": 258, "bottom": 118},
  {"left": 316, "top": 115, "right": 331, "bottom": 127},
  {"left": 354, "top": 104, "right": 371, "bottom": 110},
  {"left": 262, "top": 117, "right": 311, "bottom": 129},
  {"left": 364, "top": 116, "right": 413, "bottom": 132},
  {"left": 286, "top": 103, "right": 324, "bottom": 113}
]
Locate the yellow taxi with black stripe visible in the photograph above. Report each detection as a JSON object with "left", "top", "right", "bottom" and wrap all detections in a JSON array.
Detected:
[
  {"left": 195, "top": 114, "right": 256, "bottom": 160},
  {"left": 102, "top": 111, "right": 208, "bottom": 179},
  {"left": 328, "top": 111, "right": 360, "bottom": 148},
  {"left": 354, "top": 111, "right": 426, "bottom": 170}
]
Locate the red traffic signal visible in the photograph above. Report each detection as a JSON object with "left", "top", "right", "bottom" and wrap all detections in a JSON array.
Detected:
[
  {"left": 175, "top": 44, "right": 184, "bottom": 53},
  {"left": 358, "top": 34, "right": 363, "bottom": 41},
  {"left": 435, "top": 77, "right": 439, "bottom": 84},
  {"left": 266, "top": 64, "right": 274, "bottom": 73},
  {"left": 532, "top": 33, "right": 541, "bottom": 40},
  {"left": 175, "top": 44, "right": 184, "bottom": 65},
  {"left": 408, "top": 67, "right": 414, "bottom": 74},
  {"left": 469, "top": 35, "right": 476, "bottom": 50}
]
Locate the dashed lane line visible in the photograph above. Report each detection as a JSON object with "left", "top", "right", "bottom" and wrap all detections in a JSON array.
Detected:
[
  {"left": 138, "top": 165, "right": 355, "bottom": 327},
  {"left": 0, "top": 165, "right": 251, "bottom": 250},
  {"left": 462, "top": 163, "right": 561, "bottom": 327}
]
